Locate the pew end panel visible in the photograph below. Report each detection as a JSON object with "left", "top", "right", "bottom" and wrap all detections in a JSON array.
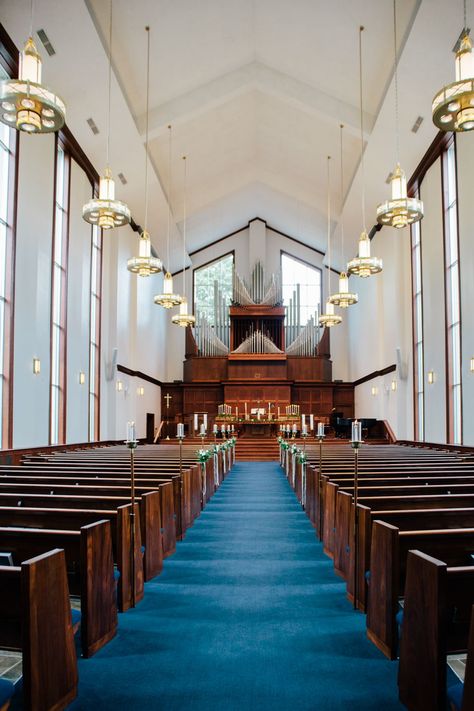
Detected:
[
  {"left": 21, "top": 548, "right": 78, "bottom": 711},
  {"left": 140, "top": 490, "right": 163, "bottom": 580},
  {"left": 80, "top": 520, "right": 118, "bottom": 657},
  {"left": 366, "top": 520, "right": 400, "bottom": 659}
]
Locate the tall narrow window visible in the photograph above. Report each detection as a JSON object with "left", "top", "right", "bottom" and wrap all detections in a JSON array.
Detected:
[
  {"left": 443, "top": 140, "right": 462, "bottom": 444},
  {"left": 0, "top": 80, "right": 16, "bottom": 449},
  {"left": 50, "top": 142, "right": 69, "bottom": 444},
  {"left": 411, "top": 213, "right": 424, "bottom": 441},
  {"left": 193, "top": 252, "right": 234, "bottom": 348},
  {"left": 89, "top": 224, "right": 101, "bottom": 441}
]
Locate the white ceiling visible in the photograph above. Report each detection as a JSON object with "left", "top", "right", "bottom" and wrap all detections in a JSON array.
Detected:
[{"left": 1, "top": 0, "right": 468, "bottom": 269}]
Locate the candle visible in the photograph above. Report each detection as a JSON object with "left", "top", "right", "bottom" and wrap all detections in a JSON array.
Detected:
[
  {"left": 257, "top": 410, "right": 261, "bottom": 421},
  {"left": 301, "top": 414, "right": 306, "bottom": 428},
  {"left": 278, "top": 406, "right": 280, "bottom": 418},
  {"left": 193, "top": 413, "right": 198, "bottom": 432},
  {"left": 292, "top": 423, "right": 297, "bottom": 433},
  {"left": 200, "top": 423, "right": 206, "bottom": 435},
  {"left": 302, "top": 424, "right": 307, "bottom": 435},
  {"left": 203, "top": 414, "right": 208, "bottom": 429},
  {"left": 231, "top": 425, "right": 234, "bottom": 432},
  {"left": 317, "top": 422, "right": 324, "bottom": 437},
  {"left": 221, "top": 424, "right": 225, "bottom": 433},
  {"left": 126, "top": 421, "right": 136, "bottom": 443},
  {"left": 245, "top": 402, "right": 248, "bottom": 418},
  {"left": 235, "top": 406, "right": 238, "bottom": 417},
  {"left": 213, "top": 424, "right": 218, "bottom": 434},
  {"left": 351, "top": 420, "right": 362, "bottom": 443},
  {"left": 309, "top": 414, "right": 314, "bottom": 431},
  {"left": 177, "top": 423, "right": 184, "bottom": 439}
]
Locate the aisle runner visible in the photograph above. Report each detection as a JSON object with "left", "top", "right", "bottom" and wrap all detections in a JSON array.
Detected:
[{"left": 70, "top": 462, "right": 403, "bottom": 711}]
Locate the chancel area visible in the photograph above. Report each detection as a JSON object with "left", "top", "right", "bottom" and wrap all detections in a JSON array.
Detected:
[{"left": 1, "top": 0, "right": 474, "bottom": 709}]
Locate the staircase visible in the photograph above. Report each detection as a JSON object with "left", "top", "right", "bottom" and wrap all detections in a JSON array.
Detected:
[{"left": 235, "top": 437, "right": 280, "bottom": 461}]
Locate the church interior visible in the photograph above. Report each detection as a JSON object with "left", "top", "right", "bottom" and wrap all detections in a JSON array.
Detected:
[{"left": 1, "top": 0, "right": 474, "bottom": 709}]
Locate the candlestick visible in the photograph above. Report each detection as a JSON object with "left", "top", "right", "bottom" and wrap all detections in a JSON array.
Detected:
[
  {"left": 213, "top": 424, "right": 218, "bottom": 434},
  {"left": 177, "top": 423, "right": 184, "bottom": 439},
  {"left": 301, "top": 414, "right": 306, "bottom": 428},
  {"left": 310, "top": 414, "right": 314, "bottom": 431},
  {"left": 126, "top": 421, "right": 136, "bottom": 443},
  {"left": 244, "top": 402, "right": 247, "bottom": 418},
  {"left": 351, "top": 419, "right": 362, "bottom": 444},
  {"left": 200, "top": 423, "right": 206, "bottom": 435},
  {"left": 193, "top": 413, "right": 198, "bottom": 432},
  {"left": 302, "top": 424, "right": 307, "bottom": 435},
  {"left": 203, "top": 414, "right": 208, "bottom": 430},
  {"left": 317, "top": 422, "right": 324, "bottom": 438}
]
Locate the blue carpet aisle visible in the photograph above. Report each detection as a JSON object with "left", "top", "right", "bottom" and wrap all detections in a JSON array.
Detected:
[{"left": 69, "top": 462, "right": 403, "bottom": 710}]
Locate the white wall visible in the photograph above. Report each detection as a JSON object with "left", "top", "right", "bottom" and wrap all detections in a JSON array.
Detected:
[{"left": 13, "top": 134, "right": 55, "bottom": 448}]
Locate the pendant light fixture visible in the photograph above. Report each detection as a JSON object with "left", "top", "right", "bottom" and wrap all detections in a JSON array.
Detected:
[
  {"left": 319, "top": 156, "right": 342, "bottom": 329},
  {"left": 348, "top": 26, "right": 383, "bottom": 278},
  {"left": 329, "top": 124, "right": 358, "bottom": 308},
  {"left": 172, "top": 156, "right": 195, "bottom": 327},
  {"left": 433, "top": 0, "right": 474, "bottom": 131},
  {"left": 0, "top": 0, "right": 65, "bottom": 133},
  {"left": 154, "top": 125, "right": 183, "bottom": 307},
  {"left": 83, "top": 0, "right": 130, "bottom": 230},
  {"left": 376, "top": 2, "right": 423, "bottom": 228},
  {"left": 127, "top": 26, "right": 162, "bottom": 277}
]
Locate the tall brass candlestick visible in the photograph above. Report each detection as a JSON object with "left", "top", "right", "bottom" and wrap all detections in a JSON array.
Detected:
[
  {"left": 316, "top": 430, "right": 325, "bottom": 539},
  {"left": 126, "top": 421, "right": 138, "bottom": 608},
  {"left": 351, "top": 419, "right": 362, "bottom": 611}
]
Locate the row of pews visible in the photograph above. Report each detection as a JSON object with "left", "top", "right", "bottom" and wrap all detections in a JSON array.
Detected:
[
  {"left": 281, "top": 439, "right": 474, "bottom": 711},
  {"left": 0, "top": 441, "right": 234, "bottom": 710}
]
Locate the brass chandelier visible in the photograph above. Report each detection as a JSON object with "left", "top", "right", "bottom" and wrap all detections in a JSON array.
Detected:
[
  {"left": 348, "top": 26, "right": 382, "bottom": 279},
  {"left": 376, "top": 1, "right": 423, "bottom": 229},
  {"left": 127, "top": 26, "right": 162, "bottom": 277},
  {"left": 329, "top": 124, "right": 358, "bottom": 308},
  {"left": 154, "top": 125, "right": 183, "bottom": 307},
  {"left": 320, "top": 156, "right": 342, "bottom": 329},
  {"left": 0, "top": 0, "right": 65, "bottom": 134},
  {"left": 433, "top": 0, "right": 474, "bottom": 132},
  {"left": 83, "top": 0, "right": 130, "bottom": 230},
  {"left": 172, "top": 156, "right": 195, "bottom": 328}
]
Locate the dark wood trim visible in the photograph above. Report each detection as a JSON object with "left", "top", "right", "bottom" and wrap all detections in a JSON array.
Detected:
[
  {"left": 117, "top": 364, "right": 163, "bottom": 388},
  {"left": 58, "top": 126, "right": 99, "bottom": 186},
  {"left": 0, "top": 24, "right": 19, "bottom": 77},
  {"left": 352, "top": 364, "right": 397, "bottom": 387},
  {"left": 408, "top": 130, "right": 453, "bottom": 197},
  {"left": 191, "top": 250, "right": 235, "bottom": 315},
  {"left": 171, "top": 265, "right": 191, "bottom": 278}
]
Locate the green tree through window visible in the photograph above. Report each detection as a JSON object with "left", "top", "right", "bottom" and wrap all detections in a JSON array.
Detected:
[{"left": 194, "top": 253, "right": 234, "bottom": 327}]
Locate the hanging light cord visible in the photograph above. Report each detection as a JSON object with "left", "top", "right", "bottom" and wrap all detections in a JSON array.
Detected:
[
  {"left": 326, "top": 155, "right": 331, "bottom": 298},
  {"left": 359, "top": 26, "right": 367, "bottom": 232},
  {"left": 464, "top": 0, "right": 467, "bottom": 31},
  {"left": 182, "top": 156, "right": 187, "bottom": 294},
  {"left": 30, "top": 0, "right": 34, "bottom": 38},
  {"left": 393, "top": 0, "right": 400, "bottom": 165},
  {"left": 106, "top": 0, "right": 113, "bottom": 169},
  {"left": 167, "top": 125, "right": 172, "bottom": 270},
  {"left": 144, "top": 26, "right": 150, "bottom": 233},
  {"left": 339, "top": 123, "right": 345, "bottom": 267}
]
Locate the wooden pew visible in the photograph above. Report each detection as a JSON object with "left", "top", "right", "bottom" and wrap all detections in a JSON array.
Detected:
[
  {"left": 0, "top": 548, "right": 78, "bottom": 710},
  {"left": 398, "top": 550, "right": 474, "bottom": 711},
  {"left": 0, "top": 520, "right": 117, "bottom": 657},
  {"left": 366, "top": 521, "right": 474, "bottom": 659}
]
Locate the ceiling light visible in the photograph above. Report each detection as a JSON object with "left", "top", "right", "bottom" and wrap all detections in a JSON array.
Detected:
[
  {"left": 0, "top": 21, "right": 65, "bottom": 134},
  {"left": 155, "top": 126, "right": 183, "bottom": 307},
  {"left": 319, "top": 156, "right": 342, "bottom": 329},
  {"left": 172, "top": 156, "right": 195, "bottom": 328},
  {"left": 377, "top": 2, "right": 423, "bottom": 229},
  {"left": 329, "top": 124, "right": 358, "bottom": 309},
  {"left": 83, "top": 0, "right": 130, "bottom": 230},
  {"left": 433, "top": 2, "right": 474, "bottom": 132}
]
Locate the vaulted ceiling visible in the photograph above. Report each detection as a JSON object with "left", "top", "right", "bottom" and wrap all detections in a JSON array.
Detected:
[{"left": 1, "top": 1, "right": 467, "bottom": 269}]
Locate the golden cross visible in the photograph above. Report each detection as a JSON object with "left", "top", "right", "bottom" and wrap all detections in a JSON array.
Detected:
[{"left": 164, "top": 393, "right": 172, "bottom": 408}]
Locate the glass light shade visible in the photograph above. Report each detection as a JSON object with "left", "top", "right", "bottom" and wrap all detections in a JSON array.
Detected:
[
  {"left": 0, "top": 37, "right": 65, "bottom": 133},
  {"left": 328, "top": 271, "right": 358, "bottom": 308},
  {"left": 171, "top": 297, "right": 195, "bottom": 327},
  {"left": 319, "top": 300, "right": 342, "bottom": 327},
  {"left": 433, "top": 31, "right": 474, "bottom": 132},
  {"left": 377, "top": 164, "right": 424, "bottom": 228},
  {"left": 82, "top": 168, "right": 131, "bottom": 229},
  {"left": 347, "top": 231, "right": 383, "bottom": 278},
  {"left": 154, "top": 272, "right": 183, "bottom": 308},
  {"left": 127, "top": 231, "right": 162, "bottom": 276},
  {"left": 20, "top": 37, "right": 42, "bottom": 83}
]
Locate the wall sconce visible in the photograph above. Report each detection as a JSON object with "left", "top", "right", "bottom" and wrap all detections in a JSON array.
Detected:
[
  {"left": 33, "top": 358, "right": 41, "bottom": 375},
  {"left": 427, "top": 370, "right": 435, "bottom": 385},
  {"left": 79, "top": 372, "right": 85, "bottom": 385},
  {"left": 371, "top": 386, "right": 378, "bottom": 396},
  {"left": 470, "top": 357, "right": 474, "bottom": 372},
  {"left": 391, "top": 379, "right": 397, "bottom": 392},
  {"left": 116, "top": 380, "right": 123, "bottom": 392},
  {"left": 137, "top": 386, "right": 144, "bottom": 396}
]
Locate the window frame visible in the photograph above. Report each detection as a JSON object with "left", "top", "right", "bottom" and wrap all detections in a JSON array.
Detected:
[
  {"left": 280, "top": 249, "right": 322, "bottom": 322},
  {"left": 192, "top": 250, "right": 235, "bottom": 319}
]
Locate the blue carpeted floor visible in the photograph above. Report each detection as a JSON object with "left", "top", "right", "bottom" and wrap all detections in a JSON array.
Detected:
[{"left": 69, "top": 462, "right": 404, "bottom": 710}]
